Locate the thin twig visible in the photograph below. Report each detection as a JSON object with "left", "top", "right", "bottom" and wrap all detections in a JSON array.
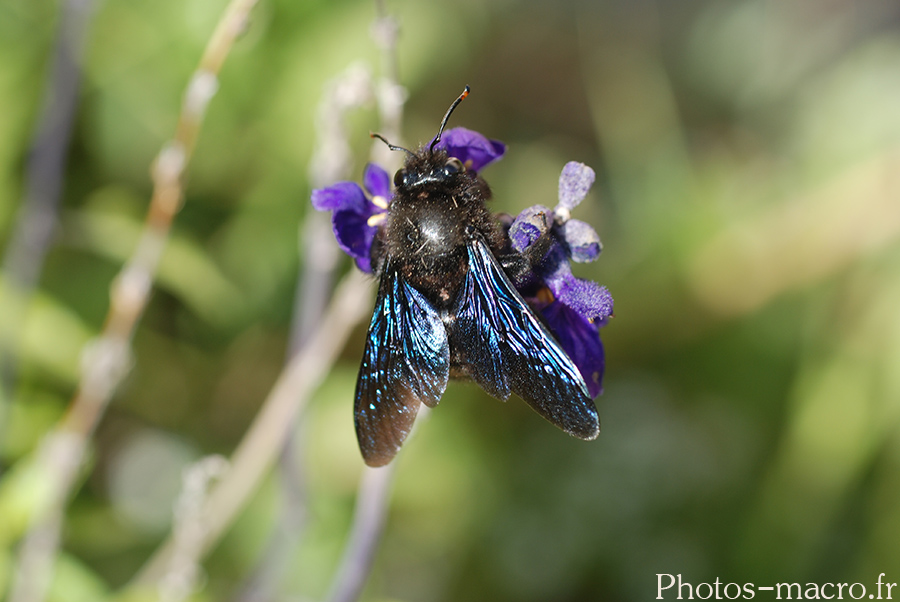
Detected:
[
  {"left": 0, "top": 0, "right": 94, "bottom": 451},
  {"left": 148, "top": 3, "right": 401, "bottom": 596},
  {"left": 234, "top": 64, "right": 375, "bottom": 601},
  {"left": 130, "top": 269, "right": 374, "bottom": 588},
  {"left": 323, "top": 5, "right": 408, "bottom": 601},
  {"left": 370, "top": 0, "right": 406, "bottom": 170},
  {"left": 325, "top": 463, "right": 398, "bottom": 602},
  {"left": 6, "top": 1, "right": 260, "bottom": 601},
  {"left": 158, "top": 455, "right": 230, "bottom": 602},
  {"left": 231, "top": 428, "right": 307, "bottom": 602},
  {"left": 324, "top": 405, "right": 428, "bottom": 602}
]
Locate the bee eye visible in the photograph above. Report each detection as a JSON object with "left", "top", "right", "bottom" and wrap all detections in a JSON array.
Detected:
[
  {"left": 393, "top": 168, "right": 407, "bottom": 188},
  {"left": 443, "top": 158, "right": 464, "bottom": 176}
]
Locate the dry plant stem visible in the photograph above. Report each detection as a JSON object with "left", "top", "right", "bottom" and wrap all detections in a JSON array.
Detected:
[
  {"left": 370, "top": 0, "right": 405, "bottom": 169},
  {"left": 132, "top": 269, "right": 374, "bottom": 587},
  {"left": 235, "top": 64, "right": 374, "bottom": 600},
  {"left": 158, "top": 455, "right": 230, "bottom": 602},
  {"left": 238, "top": 19, "right": 401, "bottom": 594},
  {"left": 323, "top": 7, "right": 408, "bottom": 600},
  {"left": 0, "top": 0, "right": 94, "bottom": 447},
  {"left": 232, "top": 427, "right": 307, "bottom": 602},
  {"left": 152, "top": 4, "right": 399, "bottom": 593},
  {"left": 372, "top": 0, "right": 402, "bottom": 138},
  {"left": 7, "top": 1, "right": 259, "bottom": 601},
  {"left": 326, "top": 463, "right": 399, "bottom": 602},
  {"left": 324, "top": 406, "right": 428, "bottom": 602}
]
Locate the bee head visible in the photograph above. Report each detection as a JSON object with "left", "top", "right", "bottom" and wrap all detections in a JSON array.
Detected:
[
  {"left": 371, "top": 85, "right": 472, "bottom": 191},
  {"left": 391, "top": 153, "right": 466, "bottom": 190}
]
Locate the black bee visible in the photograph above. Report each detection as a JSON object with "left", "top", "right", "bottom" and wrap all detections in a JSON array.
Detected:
[{"left": 356, "top": 87, "right": 599, "bottom": 466}]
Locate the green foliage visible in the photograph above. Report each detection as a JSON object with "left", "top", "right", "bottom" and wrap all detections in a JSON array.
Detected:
[{"left": 2, "top": 0, "right": 900, "bottom": 600}]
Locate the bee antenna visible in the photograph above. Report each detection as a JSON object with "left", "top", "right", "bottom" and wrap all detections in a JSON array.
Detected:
[
  {"left": 430, "top": 85, "right": 470, "bottom": 153},
  {"left": 370, "top": 132, "right": 414, "bottom": 157}
]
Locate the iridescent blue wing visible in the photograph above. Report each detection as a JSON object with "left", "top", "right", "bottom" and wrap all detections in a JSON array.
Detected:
[
  {"left": 354, "top": 259, "right": 450, "bottom": 466},
  {"left": 452, "top": 238, "right": 599, "bottom": 440}
]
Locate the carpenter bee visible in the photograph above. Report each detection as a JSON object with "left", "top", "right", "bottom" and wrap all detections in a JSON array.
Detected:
[{"left": 356, "top": 86, "right": 599, "bottom": 466}]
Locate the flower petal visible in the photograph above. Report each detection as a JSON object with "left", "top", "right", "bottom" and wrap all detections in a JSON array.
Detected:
[
  {"left": 557, "top": 161, "right": 595, "bottom": 212},
  {"left": 311, "top": 182, "right": 369, "bottom": 213},
  {"left": 553, "top": 275, "right": 614, "bottom": 323},
  {"left": 354, "top": 255, "right": 372, "bottom": 273},
  {"left": 508, "top": 205, "right": 552, "bottom": 252},
  {"left": 560, "top": 219, "right": 602, "bottom": 263},
  {"left": 434, "top": 127, "right": 506, "bottom": 172},
  {"left": 541, "top": 301, "right": 605, "bottom": 397},
  {"left": 332, "top": 209, "right": 377, "bottom": 273},
  {"left": 363, "top": 163, "right": 392, "bottom": 199}
]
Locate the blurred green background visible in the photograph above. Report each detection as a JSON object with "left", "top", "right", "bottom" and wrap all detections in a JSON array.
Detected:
[{"left": 2, "top": 0, "right": 900, "bottom": 600}]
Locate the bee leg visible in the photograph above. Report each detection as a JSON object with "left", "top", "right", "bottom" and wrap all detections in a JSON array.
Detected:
[
  {"left": 499, "top": 253, "right": 532, "bottom": 285},
  {"left": 519, "top": 223, "right": 555, "bottom": 266}
]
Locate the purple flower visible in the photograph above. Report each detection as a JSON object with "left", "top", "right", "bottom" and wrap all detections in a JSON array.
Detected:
[
  {"left": 311, "top": 138, "right": 612, "bottom": 397},
  {"left": 311, "top": 163, "right": 391, "bottom": 273},
  {"left": 509, "top": 162, "right": 613, "bottom": 396},
  {"left": 312, "top": 128, "right": 506, "bottom": 272},
  {"left": 541, "top": 300, "right": 606, "bottom": 397},
  {"left": 433, "top": 127, "right": 506, "bottom": 172}
]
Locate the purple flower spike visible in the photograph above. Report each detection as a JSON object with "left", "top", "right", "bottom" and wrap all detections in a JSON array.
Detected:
[
  {"left": 553, "top": 276, "right": 614, "bottom": 324},
  {"left": 559, "top": 219, "right": 602, "bottom": 263},
  {"left": 434, "top": 127, "right": 506, "bottom": 172},
  {"left": 311, "top": 163, "right": 392, "bottom": 273},
  {"left": 507, "top": 160, "right": 611, "bottom": 398},
  {"left": 509, "top": 205, "right": 552, "bottom": 253},
  {"left": 557, "top": 161, "right": 596, "bottom": 213}
]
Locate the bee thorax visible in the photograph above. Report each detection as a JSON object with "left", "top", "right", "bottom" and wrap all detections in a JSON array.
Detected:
[{"left": 390, "top": 205, "right": 464, "bottom": 259}]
